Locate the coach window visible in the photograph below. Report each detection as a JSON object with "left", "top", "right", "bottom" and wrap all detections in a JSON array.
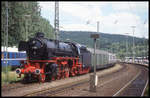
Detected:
[
  {"left": 8, "top": 53, "right": 9, "bottom": 58},
  {"left": 14, "top": 53, "right": 15, "bottom": 58},
  {"left": 4, "top": 52, "right": 6, "bottom": 58},
  {"left": 12, "top": 53, "right": 14, "bottom": 58},
  {"left": 14, "top": 53, "right": 16, "bottom": 58},
  {"left": 16, "top": 53, "right": 18, "bottom": 58},
  {"left": 19, "top": 53, "right": 21, "bottom": 58},
  {"left": 13, "top": 53, "right": 15, "bottom": 58},
  {"left": 15, "top": 53, "right": 17, "bottom": 58},
  {"left": 4, "top": 52, "right": 9, "bottom": 58},
  {"left": 2, "top": 53, "right": 4, "bottom": 59}
]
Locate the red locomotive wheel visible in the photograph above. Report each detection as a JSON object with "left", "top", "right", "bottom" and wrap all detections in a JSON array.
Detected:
[
  {"left": 87, "top": 68, "right": 90, "bottom": 73},
  {"left": 57, "top": 74, "right": 61, "bottom": 80},
  {"left": 51, "top": 76, "right": 55, "bottom": 81},
  {"left": 65, "top": 71, "right": 69, "bottom": 78},
  {"left": 39, "top": 74, "right": 45, "bottom": 82},
  {"left": 84, "top": 67, "right": 90, "bottom": 73},
  {"left": 62, "top": 72, "right": 65, "bottom": 79}
]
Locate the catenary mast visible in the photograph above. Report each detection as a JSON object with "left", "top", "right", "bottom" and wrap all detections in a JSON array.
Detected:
[{"left": 54, "top": 1, "right": 59, "bottom": 40}]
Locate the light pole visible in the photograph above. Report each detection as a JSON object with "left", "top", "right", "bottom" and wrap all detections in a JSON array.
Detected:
[
  {"left": 125, "top": 33, "right": 129, "bottom": 62},
  {"left": 131, "top": 26, "right": 136, "bottom": 63},
  {"left": 90, "top": 21, "right": 99, "bottom": 92},
  {"left": 54, "top": 1, "right": 59, "bottom": 40},
  {"left": 147, "top": 40, "right": 148, "bottom": 59}
]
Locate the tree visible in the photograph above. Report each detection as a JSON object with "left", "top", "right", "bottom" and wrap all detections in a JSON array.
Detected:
[{"left": 1, "top": 1, "right": 54, "bottom": 47}]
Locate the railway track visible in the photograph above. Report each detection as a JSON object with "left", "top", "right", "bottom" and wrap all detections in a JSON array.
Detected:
[
  {"left": 24, "top": 78, "right": 89, "bottom": 96},
  {"left": 2, "top": 80, "right": 40, "bottom": 92},
  {"left": 113, "top": 63, "right": 149, "bottom": 96}
]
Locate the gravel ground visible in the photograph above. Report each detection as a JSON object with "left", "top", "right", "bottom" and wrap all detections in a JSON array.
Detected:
[{"left": 117, "top": 64, "right": 149, "bottom": 96}]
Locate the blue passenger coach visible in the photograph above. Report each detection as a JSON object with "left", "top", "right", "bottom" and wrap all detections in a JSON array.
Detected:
[{"left": 1, "top": 46, "right": 26, "bottom": 67}]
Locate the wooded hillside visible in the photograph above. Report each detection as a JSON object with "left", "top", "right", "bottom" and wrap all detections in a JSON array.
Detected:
[
  {"left": 1, "top": 1, "right": 54, "bottom": 46},
  {"left": 60, "top": 31, "right": 148, "bottom": 59}
]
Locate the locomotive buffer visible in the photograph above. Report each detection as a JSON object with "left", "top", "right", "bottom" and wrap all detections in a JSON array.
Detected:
[{"left": 90, "top": 33, "right": 99, "bottom": 92}]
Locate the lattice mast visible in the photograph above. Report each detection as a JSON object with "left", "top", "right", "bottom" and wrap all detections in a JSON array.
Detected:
[{"left": 54, "top": 1, "right": 59, "bottom": 40}]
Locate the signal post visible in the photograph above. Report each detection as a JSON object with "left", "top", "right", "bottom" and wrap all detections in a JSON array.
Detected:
[{"left": 90, "top": 33, "right": 99, "bottom": 92}]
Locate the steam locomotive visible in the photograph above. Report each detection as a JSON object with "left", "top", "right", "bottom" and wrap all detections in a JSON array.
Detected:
[
  {"left": 19, "top": 32, "right": 80, "bottom": 60},
  {"left": 16, "top": 32, "right": 116, "bottom": 82}
]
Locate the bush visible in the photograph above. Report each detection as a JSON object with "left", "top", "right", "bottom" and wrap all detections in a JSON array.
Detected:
[
  {"left": 1, "top": 71, "right": 24, "bottom": 85},
  {"left": 1, "top": 66, "right": 12, "bottom": 73},
  {"left": 144, "top": 83, "right": 149, "bottom": 96}
]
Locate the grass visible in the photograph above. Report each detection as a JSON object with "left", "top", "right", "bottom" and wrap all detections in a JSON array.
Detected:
[
  {"left": 1, "top": 66, "right": 24, "bottom": 85},
  {"left": 144, "top": 83, "right": 149, "bottom": 96},
  {"left": 2, "top": 66, "right": 12, "bottom": 73}
]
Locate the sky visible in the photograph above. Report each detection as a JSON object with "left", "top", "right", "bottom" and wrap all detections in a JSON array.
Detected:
[{"left": 38, "top": 1, "right": 149, "bottom": 39}]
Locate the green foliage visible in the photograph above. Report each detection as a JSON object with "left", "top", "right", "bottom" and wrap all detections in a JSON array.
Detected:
[
  {"left": 145, "top": 83, "right": 149, "bottom": 96},
  {"left": 2, "top": 66, "right": 12, "bottom": 73},
  {"left": 1, "top": 71, "right": 24, "bottom": 85},
  {"left": 1, "top": 1, "right": 54, "bottom": 47}
]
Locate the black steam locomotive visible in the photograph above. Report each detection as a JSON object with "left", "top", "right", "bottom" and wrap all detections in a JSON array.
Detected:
[{"left": 19, "top": 32, "right": 86, "bottom": 60}]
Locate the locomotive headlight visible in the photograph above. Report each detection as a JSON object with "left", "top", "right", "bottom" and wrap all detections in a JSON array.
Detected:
[
  {"left": 16, "top": 68, "right": 21, "bottom": 74},
  {"left": 35, "top": 69, "right": 41, "bottom": 75},
  {"left": 32, "top": 46, "right": 38, "bottom": 49},
  {"left": 32, "top": 40, "right": 36, "bottom": 44},
  {"left": 33, "top": 51, "right": 36, "bottom": 55}
]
